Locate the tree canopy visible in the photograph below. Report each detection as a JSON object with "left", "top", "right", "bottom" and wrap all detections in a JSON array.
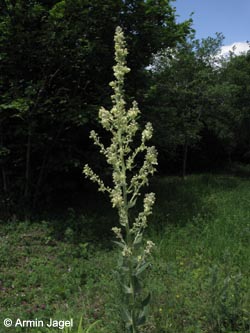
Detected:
[{"left": 0, "top": 0, "right": 249, "bottom": 219}]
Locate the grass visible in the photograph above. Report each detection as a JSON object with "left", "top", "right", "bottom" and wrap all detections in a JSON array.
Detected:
[{"left": 0, "top": 174, "right": 249, "bottom": 332}]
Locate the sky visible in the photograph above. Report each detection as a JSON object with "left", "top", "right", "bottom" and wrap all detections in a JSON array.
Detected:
[{"left": 173, "top": 0, "right": 250, "bottom": 53}]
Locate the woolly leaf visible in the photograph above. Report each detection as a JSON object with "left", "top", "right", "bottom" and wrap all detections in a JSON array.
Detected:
[{"left": 135, "top": 262, "right": 149, "bottom": 277}]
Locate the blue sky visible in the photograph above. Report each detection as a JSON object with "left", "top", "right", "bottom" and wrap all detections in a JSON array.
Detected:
[{"left": 173, "top": 0, "right": 250, "bottom": 46}]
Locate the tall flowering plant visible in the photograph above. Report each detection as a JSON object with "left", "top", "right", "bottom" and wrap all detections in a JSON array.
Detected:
[{"left": 83, "top": 27, "right": 157, "bottom": 333}]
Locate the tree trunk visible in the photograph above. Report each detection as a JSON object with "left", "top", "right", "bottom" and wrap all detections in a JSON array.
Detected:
[
  {"left": 2, "top": 166, "right": 7, "bottom": 192},
  {"left": 32, "top": 124, "right": 64, "bottom": 210},
  {"left": 24, "top": 126, "right": 31, "bottom": 197},
  {"left": 32, "top": 153, "right": 47, "bottom": 210},
  {"left": 228, "top": 150, "right": 232, "bottom": 166},
  {"left": 24, "top": 124, "right": 32, "bottom": 219},
  {"left": 182, "top": 140, "right": 188, "bottom": 179},
  {"left": 0, "top": 124, "right": 7, "bottom": 192}
]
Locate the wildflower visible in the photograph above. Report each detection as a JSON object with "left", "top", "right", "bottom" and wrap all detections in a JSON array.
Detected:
[
  {"left": 83, "top": 26, "right": 157, "bottom": 332},
  {"left": 142, "top": 122, "right": 153, "bottom": 142},
  {"left": 122, "top": 245, "right": 132, "bottom": 257},
  {"left": 112, "top": 227, "right": 123, "bottom": 240},
  {"left": 137, "top": 255, "right": 143, "bottom": 262},
  {"left": 145, "top": 240, "right": 155, "bottom": 255}
]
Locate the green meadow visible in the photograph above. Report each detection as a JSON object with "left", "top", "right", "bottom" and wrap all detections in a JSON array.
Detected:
[{"left": 1, "top": 173, "right": 249, "bottom": 333}]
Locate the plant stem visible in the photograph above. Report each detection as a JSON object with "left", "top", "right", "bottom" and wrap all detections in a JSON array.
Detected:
[{"left": 119, "top": 128, "right": 138, "bottom": 333}]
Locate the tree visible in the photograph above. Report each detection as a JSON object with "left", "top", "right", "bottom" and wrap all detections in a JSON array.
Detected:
[
  {"left": 146, "top": 33, "right": 224, "bottom": 176},
  {"left": 205, "top": 51, "right": 250, "bottom": 164},
  {"left": 0, "top": 0, "right": 191, "bottom": 217}
]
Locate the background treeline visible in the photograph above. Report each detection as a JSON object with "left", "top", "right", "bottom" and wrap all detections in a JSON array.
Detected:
[{"left": 1, "top": 0, "right": 250, "bottom": 219}]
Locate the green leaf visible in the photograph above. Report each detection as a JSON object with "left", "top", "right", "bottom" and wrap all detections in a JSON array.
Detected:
[
  {"left": 137, "top": 315, "right": 146, "bottom": 326},
  {"left": 137, "top": 297, "right": 151, "bottom": 327},
  {"left": 133, "top": 233, "right": 142, "bottom": 246},
  {"left": 142, "top": 292, "right": 151, "bottom": 308},
  {"left": 132, "top": 275, "right": 141, "bottom": 294},
  {"left": 135, "top": 262, "right": 149, "bottom": 277},
  {"left": 113, "top": 270, "right": 123, "bottom": 286},
  {"left": 123, "top": 283, "right": 133, "bottom": 294},
  {"left": 113, "top": 240, "right": 125, "bottom": 250},
  {"left": 49, "top": 0, "right": 66, "bottom": 19},
  {"left": 120, "top": 265, "right": 129, "bottom": 272},
  {"left": 77, "top": 316, "right": 83, "bottom": 333},
  {"left": 120, "top": 307, "right": 132, "bottom": 327},
  {"left": 84, "top": 320, "right": 101, "bottom": 333}
]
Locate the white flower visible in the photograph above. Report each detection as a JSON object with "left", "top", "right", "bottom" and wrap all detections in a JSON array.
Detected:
[
  {"left": 122, "top": 245, "right": 132, "bottom": 257},
  {"left": 145, "top": 240, "right": 155, "bottom": 255},
  {"left": 142, "top": 122, "right": 153, "bottom": 141},
  {"left": 112, "top": 227, "right": 123, "bottom": 240}
]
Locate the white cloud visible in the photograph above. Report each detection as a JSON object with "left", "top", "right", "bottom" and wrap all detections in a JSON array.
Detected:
[{"left": 219, "top": 42, "right": 250, "bottom": 57}]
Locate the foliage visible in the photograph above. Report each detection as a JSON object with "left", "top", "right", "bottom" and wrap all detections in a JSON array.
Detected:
[
  {"left": 84, "top": 27, "right": 157, "bottom": 333},
  {"left": 0, "top": 0, "right": 191, "bottom": 218},
  {"left": 146, "top": 33, "right": 224, "bottom": 176},
  {"left": 1, "top": 0, "right": 250, "bottom": 217},
  {"left": 205, "top": 52, "right": 250, "bottom": 162}
]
